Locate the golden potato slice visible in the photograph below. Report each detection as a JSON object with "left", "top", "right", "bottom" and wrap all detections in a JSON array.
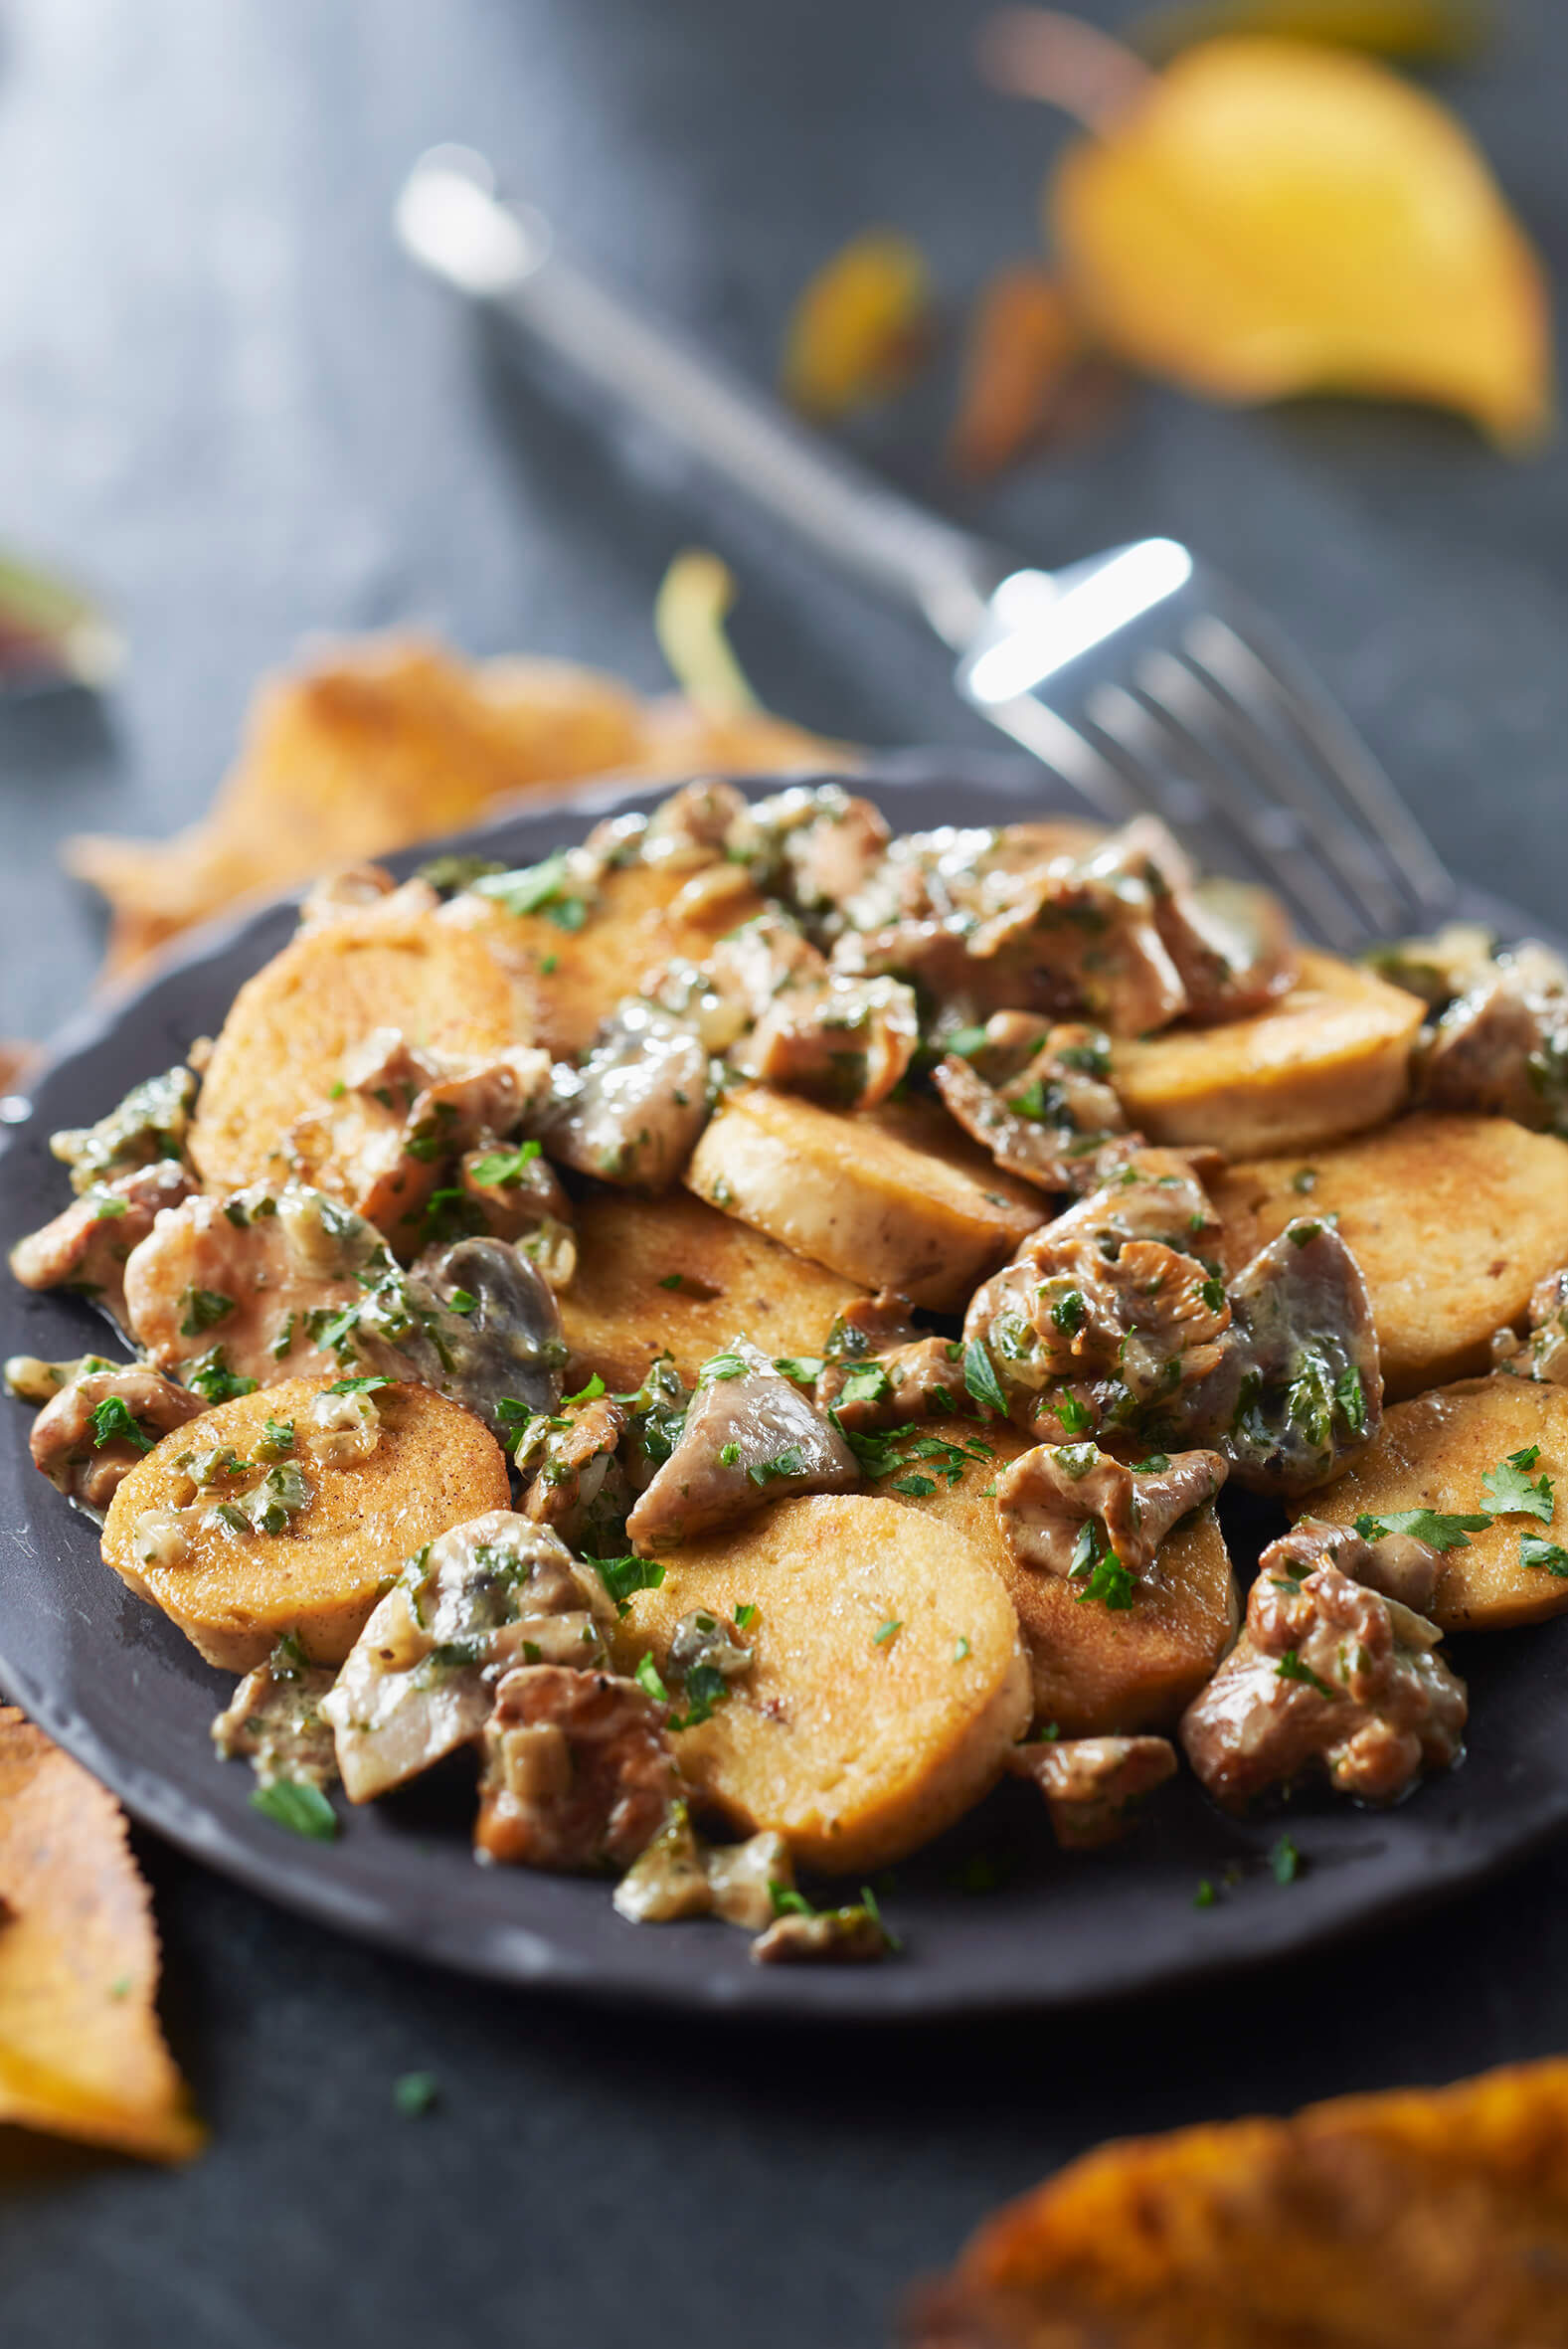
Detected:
[
  {"left": 1111, "top": 948, "right": 1424, "bottom": 1158},
  {"left": 893, "top": 1420, "right": 1238, "bottom": 1734},
  {"left": 445, "top": 859, "right": 766, "bottom": 1062},
  {"left": 684, "top": 1086, "right": 1046, "bottom": 1312},
  {"left": 101, "top": 1376, "right": 511, "bottom": 1672},
  {"left": 1310, "top": 1376, "right": 1568, "bottom": 1632},
  {"left": 189, "top": 905, "right": 520, "bottom": 1193},
  {"left": 1213, "top": 1115, "right": 1568, "bottom": 1398},
  {"left": 559, "top": 1185, "right": 865, "bottom": 1391},
  {"left": 612, "top": 1493, "right": 1030, "bottom": 1874}
]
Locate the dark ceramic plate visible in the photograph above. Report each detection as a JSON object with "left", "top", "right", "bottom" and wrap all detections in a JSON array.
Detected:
[{"left": 2, "top": 752, "right": 1563, "bottom": 2019}]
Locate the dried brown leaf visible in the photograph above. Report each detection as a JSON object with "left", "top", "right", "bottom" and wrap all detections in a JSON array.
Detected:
[
  {"left": 908, "top": 2057, "right": 1568, "bottom": 2347},
  {"left": 0, "top": 1708, "right": 203, "bottom": 2162}
]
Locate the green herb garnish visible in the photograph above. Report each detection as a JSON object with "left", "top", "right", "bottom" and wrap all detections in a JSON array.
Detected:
[
  {"left": 88, "top": 1395, "right": 155, "bottom": 1454},
  {"left": 250, "top": 1781, "right": 337, "bottom": 1841}
]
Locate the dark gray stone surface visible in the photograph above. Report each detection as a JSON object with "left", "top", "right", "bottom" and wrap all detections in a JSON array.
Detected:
[{"left": 1, "top": 2, "right": 1567, "bottom": 2342}]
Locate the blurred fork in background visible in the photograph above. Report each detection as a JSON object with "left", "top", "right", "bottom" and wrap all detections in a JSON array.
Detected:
[{"left": 396, "top": 145, "right": 1457, "bottom": 954}]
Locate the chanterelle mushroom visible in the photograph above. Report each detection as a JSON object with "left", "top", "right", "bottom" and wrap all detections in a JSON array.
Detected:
[
  {"left": 625, "top": 1337, "right": 858, "bottom": 1550},
  {"left": 1418, "top": 939, "right": 1568, "bottom": 1134},
  {"left": 517, "top": 1393, "right": 632, "bottom": 1556},
  {"left": 28, "top": 1362, "right": 206, "bottom": 1516},
  {"left": 995, "top": 1444, "right": 1227, "bottom": 1587},
  {"left": 1492, "top": 1264, "right": 1568, "bottom": 1385},
  {"left": 1007, "top": 1734, "right": 1177, "bottom": 1849},
  {"left": 1269, "top": 1515, "right": 1441, "bottom": 1617},
  {"left": 1179, "top": 1560, "right": 1467, "bottom": 1812},
  {"left": 11, "top": 1160, "right": 197, "bottom": 1333},
  {"left": 1203, "top": 1219, "right": 1384, "bottom": 1495},
  {"left": 321, "top": 1513, "right": 616, "bottom": 1804},
  {"left": 474, "top": 1664, "right": 681, "bottom": 1871},
  {"left": 933, "top": 1020, "right": 1132, "bottom": 1196}
]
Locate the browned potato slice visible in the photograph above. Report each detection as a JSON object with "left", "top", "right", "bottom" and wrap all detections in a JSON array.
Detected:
[
  {"left": 101, "top": 1377, "right": 510, "bottom": 1672},
  {"left": 612, "top": 1493, "right": 1030, "bottom": 1874},
  {"left": 190, "top": 906, "right": 519, "bottom": 1193},
  {"left": 1111, "top": 949, "right": 1424, "bottom": 1158},
  {"left": 684, "top": 1087, "right": 1045, "bottom": 1312},
  {"left": 894, "top": 1420, "right": 1238, "bottom": 1735},
  {"left": 445, "top": 860, "right": 766, "bottom": 1062},
  {"left": 1310, "top": 1376, "right": 1568, "bottom": 1632},
  {"left": 1213, "top": 1116, "right": 1568, "bottom": 1399},
  {"left": 559, "top": 1185, "right": 864, "bottom": 1391}
]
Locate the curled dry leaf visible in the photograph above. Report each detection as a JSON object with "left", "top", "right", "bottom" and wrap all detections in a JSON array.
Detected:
[
  {"left": 65, "top": 632, "right": 851, "bottom": 983},
  {"left": 0, "top": 1708, "right": 203, "bottom": 2162},
  {"left": 782, "top": 229, "right": 934, "bottom": 421},
  {"left": 653, "top": 548, "right": 760, "bottom": 718},
  {"left": 947, "top": 265, "right": 1092, "bottom": 478},
  {"left": 907, "top": 2056, "right": 1568, "bottom": 2348},
  {"left": 1047, "top": 34, "right": 1552, "bottom": 448},
  {"left": 1130, "top": 0, "right": 1493, "bottom": 66}
]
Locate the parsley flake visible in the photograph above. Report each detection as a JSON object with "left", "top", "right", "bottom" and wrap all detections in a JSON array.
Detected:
[
  {"left": 1520, "top": 1533, "right": 1568, "bottom": 1577},
  {"left": 635, "top": 1653, "right": 671, "bottom": 1704},
  {"left": 1275, "top": 1648, "right": 1338, "bottom": 1700},
  {"left": 1481, "top": 1445, "right": 1555, "bottom": 1524},
  {"left": 872, "top": 1618, "right": 903, "bottom": 1647},
  {"left": 178, "top": 1286, "right": 234, "bottom": 1337},
  {"left": 1353, "top": 1508, "right": 1489, "bottom": 1552},
  {"left": 962, "top": 1339, "right": 1008, "bottom": 1415},
  {"left": 88, "top": 1395, "right": 155, "bottom": 1454},
  {"left": 1270, "top": 1834, "right": 1302, "bottom": 1886},
  {"left": 250, "top": 1780, "right": 337, "bottom": 1841},
  {"left": 394, "top": 2071, "right": 439, "bottom": 2119}
]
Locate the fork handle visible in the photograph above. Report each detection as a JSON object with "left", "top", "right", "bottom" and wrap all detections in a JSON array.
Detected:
[{"left": 397, "top": 150, "right": 1009, "bottom": 650}]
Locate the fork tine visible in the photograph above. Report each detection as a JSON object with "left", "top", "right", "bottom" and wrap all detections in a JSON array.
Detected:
[
  {"left": 1079, "top": 679, "right": 1367, "bottom": 950},
  {"left": 1135, "top": 643, "right": 1404, "bottom": 937},
  {"left": 1187, "top": 612, "right": 1457, "bottom": 923},
  {"left": 977, "top": 688, "right": 1146, "bottom": 823}
]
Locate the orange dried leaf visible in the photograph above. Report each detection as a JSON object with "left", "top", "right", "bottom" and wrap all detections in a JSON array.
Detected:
[
  {"left": 64, "top": 634, "right": 854, "bottom": 982},
  {"left": 782, "top": 230, "right": 933, "bottom": 420},
  {"left": 0, "top": 1708, "right": 203, "bottom": 2162},
  {"left": 948, "top": 265, "right": 1089, "bottom": 477},
  {"left": 910, "top": 2057, "right": 1568, "bottom": 2347},
  {"left": 1048, "top": 36, "right": 1552, "bottom": 448}
]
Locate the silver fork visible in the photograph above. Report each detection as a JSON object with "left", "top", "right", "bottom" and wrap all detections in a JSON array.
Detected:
[{"left": 396, "top": 146, "right": 1456, "bottom": 953}]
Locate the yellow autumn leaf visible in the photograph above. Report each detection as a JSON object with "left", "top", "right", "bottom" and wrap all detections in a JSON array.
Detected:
[
  {"left": 782, "top": 229, "right": 933, "bottom": 420},
  {"left": 0, "top": 1708, "right": 204, "bottom": 2163},
  {"left": 1131, "top": 0, "right": 1492, "bottom": 65},
  {"left": 1048, "top": 35, "right": 1552, "bottom": 447}
]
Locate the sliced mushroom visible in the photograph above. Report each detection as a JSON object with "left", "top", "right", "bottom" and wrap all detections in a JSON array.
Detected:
[
  {"left": 1265, "top": 1516, "right": 1441, "bottom": 1617},
  {"left": 737, "top": 973, "right": 919, "bottom": 1110},
  {"left": 518, "top": 1393, "right": 632, "bottom": 1554},
  {"left": 624, "top": 1337, "right": 859, "bottom": 1549},
  {"left": 544, "top": 1002, "right": 710, "bottom": 1190},
  {"left": 48, "top": 1064, "right": 198, "bottom": 1194},
  {"left": 321, "top": 1512, "right": 615, "bottom": 1803},
  {"left": 1202, "top": 1219, "right": 1384, "bottom": 1495},
  {"left": 212, "top": 1641, "right": 339, "bottom": 1789},
  {"left": 384, "top": 1237, "right": 567, "bottom": 1433},
  {"left": 1419, "top": 941, "right": 1568, "bottom": 1133}
]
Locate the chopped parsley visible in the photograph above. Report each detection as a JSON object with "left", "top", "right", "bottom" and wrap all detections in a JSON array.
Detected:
[
  {"left": 182, "top": 1349, "right": 259, "bottom": 1404},
  {"left": 1055, "top": 1390, "right": 1094, "bottom": 1436},
  {"left": 256, "top": 1417, "right": 296, "bottom": 1461},
  {"left": 327, "top": 1373, "right": 394, "bottom": 1396},
  {"left": 962, "top": 1339, "right": 1008, "bottom": 1415},
  {"left": 1050, "top": 1289, "right": 1086, "bottom": 1336},
  {"left": 1353, "top": 1508, "right": 1489, "bottom": 1552},
  {"left": 1520, "top": 1533, "right": 1568, "bottom": 1577},
  {"left": 1193, "top": 1879, "right": 1218, "bottom": 1909},
  {"left": 635, "top": 1653, "right": 670, "bottom": 1704},
  {"left": 872, "top": 1618, "right": 903, "bottom": 1647},
  {"left": 474, "top": 851, "right": 593, "bottom": 929},
  {"left": 250, "top": 1780, "right": 337, "bottom": 1841},
  {"left": 748, "top": 1445, "right": 807, "bottom": 1486},
  {"left": 719, "top": 1442, "right": 741, "bottom": 1466},
  {"left": 700, "top": 1351, "right": 750, "bottom": 1383},
  {"left": 467, "top": 1140, "right": 543, "bottom": 1187},
  {"left": 1481, "top": 1445, "right": 1555, "bottom": 1523},
  {"left": 669, "top": 1662, "right": 729, "bottom": 1730},
  {"left": 1270, "top": 1834, "right": 1302, "bottom": 1886},
  {"left": 561, "top": 1373, "right": 607, "bottom": 1409},
  {"left": 1275, "top": 1648, "right": 1338, "bottom": 1700},
  {"left": 1197, "top": 1276, "right": 1226, "bottom": 1313},
  {"left": 178, "top": 1286, "right": 235, "bottom": 1337},
  {"left": 1132, "top": 1452, "right": 1170, "bottom": 1474},
  {"left": 1074, "top": 1554, "right": 1135, "bottom": 1610},
  {"left": 88, "top": 1395, "right": 155, "bottom": 1453},
  {"left": 1333, "top": 1365, "right": 1366, "bottom": 1435},
  {"left": 734, "top": 1602, "right": 759, "bottom": 1632},
  {"left": 445, "top": 1288, "right": 477, "bottom": 1316},
  {"left": 658, "top": 1272, "right": 685, "bottom": 1290},
  {"left": 953, "top": 1636, "right": 971, "bottom": 1663},
  {"left": 839, "top": 1361, "right": 893, "bottom": 1406},
  {"left": 773, "top": 1355, "right": 824, "bottom": 1383},
  {"left": 393, "top": 2071, "right": 439, "bottom": 2118},
  {"left": 1291, "top": 1168, "right": 1317, "bottom": 1193},
  {"left": 592, "top": 1555, "right": 666, "bottom": 1616}
]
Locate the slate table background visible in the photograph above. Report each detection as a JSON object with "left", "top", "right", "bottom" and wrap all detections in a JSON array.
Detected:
[{"left": 3, "top": 1, "right": 1568, "bottom": 2340}]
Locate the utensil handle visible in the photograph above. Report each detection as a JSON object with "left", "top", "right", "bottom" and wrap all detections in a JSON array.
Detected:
[{"left": 397, "top": 150, "right": 1007, "bottom": 649}]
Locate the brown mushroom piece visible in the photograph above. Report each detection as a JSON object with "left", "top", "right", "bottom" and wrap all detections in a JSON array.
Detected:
[
  {"left": 1264, "top": 1514, "right": 1442, "bottom": 1617},
  {"left": 1179, "top": 1560, "right": 1466, "bottom": 1812},
  {"left": 995, "top": 1444, "right": 1228, "bottom": 1585},
  {"left": 518, "top": 1393, "right": 632, "bottom": 1554},
  {"left": 474, "top": 1664, "right": 681, "bottom": 1871},
  {"left": 321, "top": 1512, "right": 616, "bottom": 1804},
  {"left": 543, "top": 1001, "right": 710, "bottom": 1189},
  {"left": 1493, "top": 1264, "right": 1568, "bottom": 1385},
  {"left": 610, "top": 1805, "right": 791, "bottom": 1927},
  {"left": 48, "top": 1064, "right": 198, "bottom": 1194},
  {"left": 933, "top": 1022, "right": 1132, "bottom": 1196},
  {"left": 1007, "top": 1733, "right": 1177, "bottom": 1849},
  {"left": 453, "top": 1143, "right": 576, "bottom": 1283},
  {"left": 817, "top": 1335, "right": 971, "bottom": 1431},
  {"left": 1201, "top": 1218, "right": 1384, "bottom": 1495},
  {"left": 1419, "top": 940, "right": 1568, "bottom": 1133},
  {"left": 737, "top": 972, "right": 919, "bottom": 1111},
  {"left": 729, "top": 783, "right": 892, "bottom": 920},
  {"left": 750, "top": 1900, "right": 892, "bottom": 1965},
  {"left": 385, "top": 1237, "right": 567, "bottom": 1434},
  {"left": 624, "top": 1337, "right": 859, "bottom": 1550},
  {"left": 1097, "top": 815, "right": 1298, "bottom": 1023},
  {"left": 121, "top": 1180, "right": 379, "bottom": 1388},
  {"left": 211, "top": 1639, "right": 338, "bottom": 1790},
  {"left": 11, "top": 1161, "right": 198, "bottom": 1333},
  {"left": 28, "top": 1363, "right": 208, "bottom": 1516}
]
